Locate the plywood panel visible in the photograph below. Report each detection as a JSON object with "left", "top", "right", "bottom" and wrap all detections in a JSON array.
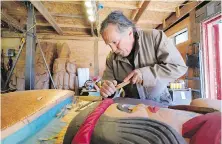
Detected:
[
  {"left": 41, "top": 39, "right": 95, "bottom": 76},
  {"left": 165, "top": 16, "right": 200, "bottom": 91},
  {"left": 147, "top": 1, "right": 183, "bottom": 12},
  {"left": 165, "top": 17, "right": 191, "bottom": 37},
  {"left": 140, "top": 10, "right": 169, "bottom": 23},
  {"left": 165, "top": 16, "right": 191, "bottom": 65},
  {"left": 42, "top": 2, "right": 83, "bottom": 15},
  {"left": 1, "top": 1, "right": 27, "bottom": 20},
  {"left": 99, "top": 7, "right": 133, "bottom": 22},
  {"left": 1, "top": 38, "right": 26, "bottom": 68},
  {"left": 165, "top": 16, "right": 191, "bottom": 68},
  {"left": 54, "top": 17, "right": 88, "bottom": 26},
  {"left": 98, "top": 41, "right": 111, "bottom": 77}
]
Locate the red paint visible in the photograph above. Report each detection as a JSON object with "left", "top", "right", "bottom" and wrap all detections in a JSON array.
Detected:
[
  {"left": 213, "top": 24, "right": 221, "bottom": 100},
  {"left": 147, "top": 106, "right": 160, "bottom": 113},
  {"left": 72, "top": 99, "right": 113, "bottom": 144},
  {"left": 182, "top": 112, "right": 221, "bottom": 144},
  {"left": 202, "top": 15, "right": 222, "bottom": 100}
]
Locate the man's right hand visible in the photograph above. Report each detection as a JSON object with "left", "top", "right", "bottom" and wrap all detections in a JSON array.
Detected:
[{"left": 100, "top": 80, "right": 117, "bottom": 98}]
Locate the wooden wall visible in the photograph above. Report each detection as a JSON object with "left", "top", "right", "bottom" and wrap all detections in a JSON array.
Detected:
[
  {"left": 98, "top": 41, "right": 111, "bottom": 77},
  {"left": 165, "top": 17, "right": 191, "bottom": 80},
  {"left": 41, "top": 39, "right": 111, "bottom": 77},
  {"left": 1, "top": 38, "right": 26, "bottom": 69},
  {"left": 165, "top": 16, "right": 200, "bottom": 91},
  {"left": 41, "top": 39, "right": 95, "bottom": 76},
  {"left": 1, "top": 37, "right": 111, "bottom": 77}
]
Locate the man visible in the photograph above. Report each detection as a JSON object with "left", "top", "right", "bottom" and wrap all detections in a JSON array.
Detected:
[{"left": 100, "top": 11, "right": 187, "bottom": 105}]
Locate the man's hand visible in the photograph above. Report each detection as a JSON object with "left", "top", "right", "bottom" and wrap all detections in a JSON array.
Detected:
[
  {"left": 100, "top": 80, "right": 117, "bottom": 98},
  {"left": 124, "top": 69, "right": 143, "bottom": 84}
]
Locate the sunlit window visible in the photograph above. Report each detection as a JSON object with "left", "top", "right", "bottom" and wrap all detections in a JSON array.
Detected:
[
  {"left": 175, "top": 29, "right": 188, "bottom": 45},
  {"left": 169, "top": 28, "right": 188, "bottom": 45}
]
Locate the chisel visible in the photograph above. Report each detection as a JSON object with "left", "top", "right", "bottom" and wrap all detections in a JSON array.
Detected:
[{"left": 115, "top": 81, "right": 130, "bottom": 90}]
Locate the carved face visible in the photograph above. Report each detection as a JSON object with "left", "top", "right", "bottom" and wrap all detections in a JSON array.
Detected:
[{"left": 104, "top": 103, "right": 200, "bottom": 134}]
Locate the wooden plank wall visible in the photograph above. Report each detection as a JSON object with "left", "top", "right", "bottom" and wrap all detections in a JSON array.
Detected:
[
  {"left": 1, "top": 38, "right": 26, "bottom": 70},
  {"left": 165, "top": 16, "right": 200, "bottom": 91},
  {"left": 98, "top": 41, "right": 111, "bottom": 77},
  {"left": 1, "top": 37, "right": 110, "bottom": 77},
  {"left": 165, "top": 17, "right": 191, "bottom": 65}
]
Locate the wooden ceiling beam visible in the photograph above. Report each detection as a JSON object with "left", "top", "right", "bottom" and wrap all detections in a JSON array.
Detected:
[
  {"left": 38, "top": 34, "right": 99, "bottom": 40},
  {"left": 156, "top": 1, "right": 203, "bottom": 31},
  {"left": 50, "top": 13, "right": 84, "bottom": 19},
  {"left": 137, "top": 20, "right": 162, "bottom": 25},
  {"left": 36, "top": 23, "right": 90, "bottom": 29},
  {"left": 1, "top": 31, "right": 97, "bottom": 40},
  {"left": 100, "top": 2, "right": 138, "bottom": 9},
  {"left": 1, "top": 1, "right": 27, "bottom": 13},
  {"left": 29, "top": 1, "right": 63, "bottom": 35},
  {"left": 1, "top": 10, "right": 25, "bottom": 33},
  {"left": 49, "top": 1, "right": 82, "bottom": 5},
  {"left": 134, "top": 1, "right": 151, "bottom": 23},
  {"left": 146, "top": 8, "right": 175, "bottom": 13},
  {"left": 131, "top": 1, "right": 144, "bottom": 20}
]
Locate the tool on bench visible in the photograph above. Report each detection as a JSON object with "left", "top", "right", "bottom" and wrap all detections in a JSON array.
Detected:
[
  {"left": 75, "top": 81, "right": 130, "bottom": 111},
  {"left": 75, "top": 100, "right": 101, "bottom": 112}
]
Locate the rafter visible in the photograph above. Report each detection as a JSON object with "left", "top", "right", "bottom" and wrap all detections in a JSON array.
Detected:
[
  {"left": 147, "top": 8, "right": 175, "bottom": 13},
  {"left": 49, "top": 1, "right": 82, "bottom": 4},
  {"left": 29, "top": 1, "right": 63, "bottom": 35},
  {"left": 137, "top": 20, "right": 162, "bottom": 25},
  {"left": 156, "top": 1, "right": 202, "bottom": 30},
  {"left": 131, "top": 1, "right": 144, "bottom": 20},
  {"left": 1, "top": 31, "right": 95, "bottom": 40},
  {"left": 36, "top": 23, "right": 90, "bottom": 29},
  {"left": 50, "top": 13, "right": 84, "bottom": 19},
  {"left": 134, "top": 1, "right": 151, "bottom": 23},
  {"left": 1, "top": 10, "right": 25, "bottom": 33},
  {"left": 100, "top": 2, "right": 138, "bottom": 9}
]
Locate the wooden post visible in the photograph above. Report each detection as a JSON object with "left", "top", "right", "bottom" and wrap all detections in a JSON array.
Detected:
[
  {"left": 163, "top": 19, "right": 166, "bottom": 29},
  {"left": 94, "top": 39, "right": 99, "bottom": 76},
  {"left": 176, "top": 6, "right": 181, "bottom": 18}
]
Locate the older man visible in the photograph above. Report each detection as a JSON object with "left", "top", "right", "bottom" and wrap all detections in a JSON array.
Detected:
[{"left": 100, "top": 11, "right": 187, "bottom": 105}]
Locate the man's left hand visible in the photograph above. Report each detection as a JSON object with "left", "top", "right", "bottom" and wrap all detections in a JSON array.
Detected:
[{"left": 123, "top": 69, "right": 143, "bottom": 84}]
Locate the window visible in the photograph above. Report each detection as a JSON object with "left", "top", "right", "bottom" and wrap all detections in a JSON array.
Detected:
[
  {"left": 169, "top": 37, "right": 176, "bottom": 46},
  {"left": 175, "top": 29, "right": 188, "bottom": 45},
  {"left": 169, "top": 28, "right": 188, "bottom": 45}
]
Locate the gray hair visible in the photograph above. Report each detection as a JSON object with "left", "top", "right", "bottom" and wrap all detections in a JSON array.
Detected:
[{"left": 100, "top": 11, "right": 135, "bottom": 34}]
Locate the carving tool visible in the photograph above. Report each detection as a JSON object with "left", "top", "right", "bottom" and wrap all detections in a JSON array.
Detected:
[
  {"left": 115, "top": 81, "right": 130, "bottom": 90},
  {"left": 76, "top": 81, "right": 131, "bottom": 110},
  {"left": 112, "top": 81, "right": 130, "bottom": 99}
]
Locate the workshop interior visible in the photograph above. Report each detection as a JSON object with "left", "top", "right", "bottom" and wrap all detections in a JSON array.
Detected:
[{"left": 1, "top": 1, "right": 221, "bottom": 144}]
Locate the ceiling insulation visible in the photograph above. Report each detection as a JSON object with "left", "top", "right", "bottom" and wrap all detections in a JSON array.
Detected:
[{"left": 1, "top": 0, "right": 186, "bottom": 36}]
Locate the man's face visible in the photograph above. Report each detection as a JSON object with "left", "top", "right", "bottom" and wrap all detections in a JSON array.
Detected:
[{"left": 102, "top": 24, "right": 134, "bottom": 57}]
